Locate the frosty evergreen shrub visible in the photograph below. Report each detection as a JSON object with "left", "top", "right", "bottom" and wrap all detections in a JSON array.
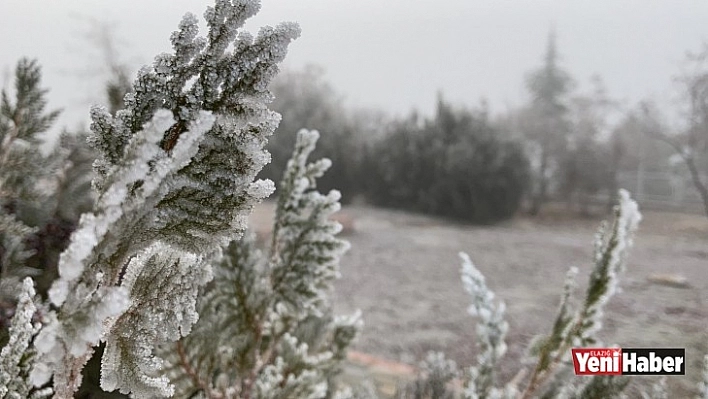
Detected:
[
  {"left": 0, "top": 58, "right": 78, "bottom": 319},
  {"left": 398, "top": 190, "right": 692, "bottom": 398},
  {"left": 162, "top": 129, "right": 360, "bottom": 398},
  {"left": 0, "top": 0, "right": 341, "bottom": 397},
  {"left": 395, "top": 352, "right": 458, "bottom": 399},
  {"left": 366, "top": 98, "right": 529, "bottom": 224},
  {"left": 0, "top": 59, "right": 60, "bottom": 291},
  {"left": 0, "top": 127, "right": 360, "bottom": 398},
  {"left": 0, "top": 278, "right": 52, "bottom": 399}
]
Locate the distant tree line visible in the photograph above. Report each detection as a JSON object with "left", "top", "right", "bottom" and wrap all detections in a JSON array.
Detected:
[
  {"left": 262, "top": 31, "right": 708, "bottom": 221},
  {"left": 260, "top": 68, "right": 530, "bottom": 224},
  {"left": 15, "top": 25, "right": 705, "bottom": 229},
  {"left": 362, "top": 99, "right": 528, "bottom": 224}
]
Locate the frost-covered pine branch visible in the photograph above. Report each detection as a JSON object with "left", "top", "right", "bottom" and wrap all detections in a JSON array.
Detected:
[
  {"left": 0, "top": 58, "right": 60, "bottom": 203},
  {"left": 445, "top": 190, "right": 642, "bottom": 399},
  {"left": 0, "top": 278, "right": 51, "bottom": 399},
  {"left": 23, "top": 1, "right": 300, "bottom": 397},
  {"left": 573, "top": 190, "right": 641, "bottom": 346},
  {"left": 459, "top": 253, "right": 509, "bottom": 399},
  {"left": 0, "top": 59, "right": 60, "bottom": 303},
  {"left": 397, "top": 351, "right": 459, "bottom": 399},
  {"left": 0, "top": 215, "right": 37, "bottom": 299},
  {"left": 162, "top": 129, "right": 361, "bottom": 399},
  {"left": 519, "top": 189, "right": 641, "bottom": 398}
]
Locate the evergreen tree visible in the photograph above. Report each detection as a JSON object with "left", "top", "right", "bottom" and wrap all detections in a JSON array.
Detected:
[
  {"left": 0, "top": 58, "right": 61, "bottom": 310},
  {"left": 3, "top": 3, "right": 708, "bottom": 399},
  {"left": 523, "top": 31, "right": 573, "bottom": 215},
  {"left": 561, "top": 76, "right": 618, "bottom": 215},
  {"left": 367, "top": 97, "right": 529, "bottom": 224},
  {"left": 651, "top": 44, "right": 708, "bottom": 217}
]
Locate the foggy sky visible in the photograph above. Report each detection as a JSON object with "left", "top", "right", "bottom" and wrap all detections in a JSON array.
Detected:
[{"left": 3, "top": 0, "right": 708, "bottom": 139}]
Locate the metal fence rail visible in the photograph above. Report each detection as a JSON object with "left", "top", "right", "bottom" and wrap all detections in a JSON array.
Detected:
[{"left": 571, "top": 171, "right": 707, "bottom": 213}]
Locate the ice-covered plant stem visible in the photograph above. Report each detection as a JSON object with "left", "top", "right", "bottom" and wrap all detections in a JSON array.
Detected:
[
  {"left": 459, "top": 252, "right": 509, "bottom": 399},
  {"left": 518, "top": 189, "right": 640, "bottom": 398},
  {"left": 453, "top": 190, "right": 641, "bottom": 399},
  {"left": 0, "top": 278, "right": 52, "bottom": 399}
]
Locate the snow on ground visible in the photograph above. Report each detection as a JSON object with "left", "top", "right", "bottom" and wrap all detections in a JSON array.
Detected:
[{"left": 249, "top": 202, "right": 708, "bottom": 396}]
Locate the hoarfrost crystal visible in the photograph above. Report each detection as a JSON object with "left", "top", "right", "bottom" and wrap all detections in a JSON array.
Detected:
[
  {"left": 161, "top": 130, "right": 359, "bottom": 398},
  {"left": 29, "top": 1, "right": 300, "bottom": 396}
]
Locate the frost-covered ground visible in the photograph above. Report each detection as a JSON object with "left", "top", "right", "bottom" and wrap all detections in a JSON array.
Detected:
[{"left": 249, "top": 202, "right": 708, "bottom": 396}]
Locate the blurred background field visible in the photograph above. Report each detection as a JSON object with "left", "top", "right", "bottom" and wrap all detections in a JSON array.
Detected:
[{"left": 250, "top": 202, "right": 708, "bottom": 397}]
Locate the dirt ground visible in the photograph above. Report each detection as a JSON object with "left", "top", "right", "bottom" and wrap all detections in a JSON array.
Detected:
[{"left": 249, "top": 202, "right": 708, "bottom": 397}]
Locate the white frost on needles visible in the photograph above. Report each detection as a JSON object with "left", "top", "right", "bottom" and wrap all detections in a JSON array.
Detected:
[
  {"left": 31, "top": 110, "right": 216, "bottom": 392},
  {"left": 28, "top": 0, "right": 300, "bottom": 395},
  {"left": 460, "top": 252, "right": 509, "bottom": 361},
  {"left": 577, "top": 189, "right": 641, "bottom": 344},
  {"left": 100, "top": 242, "right": 212, "bottom": 398},
  {"left": 48, "top": 110, "right": 183, "bottom": 306},
  {"left": 0, "top": 278, "right": 43, "bottom": 398},
  {"left": 459, "top": 252, "right": 509, "bottom": 399}
]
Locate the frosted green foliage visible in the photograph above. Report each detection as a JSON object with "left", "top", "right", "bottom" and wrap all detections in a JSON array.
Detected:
[
  {"left": 270, "top": 129, "right": 350, "bottom": 319},
  {"left": 397, "top": 352, "right": 459, "bottom": 399},
  {"left": 0, "top": 58, "right": 60, "bottom": 204},
  {"left": 0, "top": 214, "right": 38, "bottom": 301},
  {"left": 575, "top": 189, "right": 641, "bottom": 345},
  {"left": 431, "top": 190, "right": 642, "bottom": 399},
  {"left": 516, "top": 189, "right": 640, "bottom": 398},
  {"left": 100, "top": 242, "right": 212, "bottom": 397},
  {"left": 0, "top": 59, "right": 60, "bottom": 301},
  {"left": 162, "top": 130, "right": 360, "bottom": 398},
  {"left": 88, "top": 0, "right": 300, "bottom": 255},
  {"left": 25, "top": 1, "right": 299, "bottom": 396},
  {"left": 31, "top": 110, "right": 216, "bottom": 396},
  {"left": 31, "top": 109, "right": 214, "bottom": 394},
  {"left": 0, "top": 278, "right": 51, "bottom": 399},
  {"left": 524, "top": 267, "right": 578, "bottom": 383},
  {"left": 459, "top": 253, "right": 508, "bottom": 399}
]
